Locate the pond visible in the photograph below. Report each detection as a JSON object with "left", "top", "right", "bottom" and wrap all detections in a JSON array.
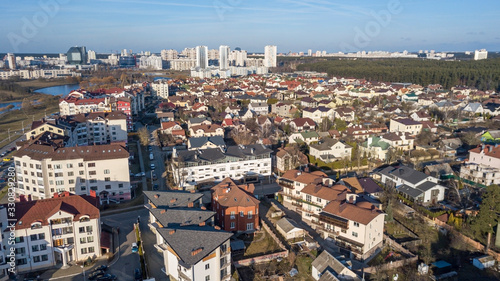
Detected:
[{"left": 34, "top": 84, "right": 80, "bottom": 96}]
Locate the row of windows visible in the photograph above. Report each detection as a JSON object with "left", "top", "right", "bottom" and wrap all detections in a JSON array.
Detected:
[
  {"left": 17, "top": 254, "right": 48, "bottom": 265},
  {"left": 81, "top": 247, "right": 95, "bottom": 254}
]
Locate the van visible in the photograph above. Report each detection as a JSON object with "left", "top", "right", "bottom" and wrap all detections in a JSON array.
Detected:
[{"left": 149, "top": 153, "right": 154, "bottom": 161}]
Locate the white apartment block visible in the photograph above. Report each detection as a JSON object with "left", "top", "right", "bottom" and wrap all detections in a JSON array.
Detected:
[
  {"left": 460, "top": 144, "right": 500, "bottom": 186},
  {"left": 14, "top": 142, "right": 131, "bottom": 202},
  {"left": 389, "top": 118, "right": 423, "bottom": 136},
  {"left": 170, "top": 59, "right": 197, "bottom": 71},
  {"left": 264, "top": 45, "right": 277, "bottom": 67},
  {"left": 474, "top": 49, "right": 488, "bottom": 60},
  {"left": 139, "top": 54, "right": 163, "bottom": 70},
  {"left": 151, "top": 80, "right": 170, "bottom": 99},
  {"left": 161, "top": 49, "right": 179, "bottom": 60},
  {"left": 0, "top": 194, "right": 101, "bottom": 275},
  {"left": 0, "top": 69, "right": 81, "bottom": 80},
  {"left": 173, "top": 145, "right": 272, "bottom": 190}
]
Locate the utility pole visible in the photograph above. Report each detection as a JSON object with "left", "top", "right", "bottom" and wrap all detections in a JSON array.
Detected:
[
  {"left": 8, "top": 129, "right": 10, "bottom": 141},
  {"left": 21, "top": 121, "right": 24, "bottom": 135}
]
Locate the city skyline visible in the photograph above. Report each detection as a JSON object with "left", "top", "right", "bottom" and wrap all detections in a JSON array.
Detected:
[{"left": 1, "top": 0, "right": 500, "bottom": 53}]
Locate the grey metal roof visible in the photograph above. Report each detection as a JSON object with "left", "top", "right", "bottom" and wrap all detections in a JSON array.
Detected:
[
  {"left": 417, "top": 181, "right": 439, "bottom": 192},
  {"left": 157, "top": 226, "right": 233, "bottom": 266},
  {"left": 188, "top": 136, "right": 225, "bottom": 149},
  {"left": 383, "top": 166, "right": 429, "bottom": 185},
  {"left": 276, "top": 217, "right": 302, "bottom": 234},
  {"left": 150, "top": 207, "right": 215, "bottom": 227},
  {"left": 311, "top": 251, "right": 348, "bottom": 279},
  {"left": 143, "top": 190, "right": 203, "bottom": 208},
  {"left": 397, "top": 184, "right": 423, "bottom": 199}
]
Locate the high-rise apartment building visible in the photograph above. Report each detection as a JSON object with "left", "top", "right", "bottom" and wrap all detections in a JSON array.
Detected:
[
  {"left": 219, "top": 45, "right": 230, "bottom": 70},
  {"left": 474, "top": 49, "right": 488, "bottom": 60},
  {"left": 195, "top": 46, "right": 209, "bottom": 69},
  {"left": 264, "top": 45, "right": 277, "bottom": 67},
  {"left": 6, "top": 53, "right": 16, "bottom": 69}
]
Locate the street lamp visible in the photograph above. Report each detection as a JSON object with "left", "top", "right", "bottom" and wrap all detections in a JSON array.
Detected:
[{"left": 81, "top": 265, "right": 85, "bottom": 281}]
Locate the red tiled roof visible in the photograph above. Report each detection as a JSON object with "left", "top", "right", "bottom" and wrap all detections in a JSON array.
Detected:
[{"left": 9, "top": 194, "right": 100, "bottom": 230}]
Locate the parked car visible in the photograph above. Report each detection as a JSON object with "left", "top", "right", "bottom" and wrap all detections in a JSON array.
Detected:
[
  {"left": 96, "top": 274, "right": 117, "bottom": 281},
  {"left": 135, "top": 172, "right": 146, "bottom": 177},
  {"left": 131, "top": 242, "right": 139, "bottom": 253},
  {"left": 152, "top": 173, "right": 157, "bottom": 181},
  {"left": 88, "top": 270, "right": 106, "bottom": 280},
  {"left": 150, "top": 163, "right": 155, "bottom": 170},
  {"left": 148, "top": 146, "right": 152, "bottom": 152},
  {"left": 134, "top": 268, "right": 142, "bottom": 281},
  {"left": 153, "top": 184, "right": 159, "bottom": 190},
  {"left": 93, "top": 265, "right": 108, "bottom": 272}
]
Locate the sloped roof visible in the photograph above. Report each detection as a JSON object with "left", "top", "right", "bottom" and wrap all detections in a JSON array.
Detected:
[
  {"left": 9, "top": 195, "right": 99, "bottom": 230},
  {"left": 143, "top": 190, "right": 203, "bottom": 208},
  {"left": 322, "top": 200, "right": 383, "bottom": 225},
  {"left": 212, "top": 178, "right": 260, "bottom": 208},
  {"left": 150, "top": 207, "right": 215, "bottom": 228},
  {"left": 276, "top": 217, "right": 303, "bottom": 234},
  {"left": 157, "top": 226, "right": 233, "bottom": 266},
  {"left": 188, "top": 136, "right": 225, "bottom": 149}
]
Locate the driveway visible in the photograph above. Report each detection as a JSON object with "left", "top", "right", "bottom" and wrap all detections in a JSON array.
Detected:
[{"left": 139, "top": 212, "right": 170, "bottom": 281}]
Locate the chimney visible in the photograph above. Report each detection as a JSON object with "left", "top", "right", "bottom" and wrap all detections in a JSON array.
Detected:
[
  {"left": 190, "top": 190, "right": 195, "bottom": 193},
  {"left": 19, "top": 194, "right": 26, "bottom": 202},
  {"left": 304, "top": 166, "right": 310, "bottom": 173},
  {"left": 214, "top": 226, "right": 221, "bottom": 230},
  {"left": 191, "top": 247, "right": 203, "bottom": 256},
  {"left": 160, "top": 209, "right": 166, "bottom": 214},
  {"left": 89, "top": 190, "right": 97, "bottom": 198},
  {"left": 201, "top": 206, "right": 206, "bottom": 210},
  {"left": 367, "top": 137, "right": 373, "bottom": 147},
  {"left": 169, "top": 230, "right": 175, "bottom": 235},
  {"left": 371, "top": 205, "right": 376, "bottom": 213},
  {"left": 154, "top": 194, "right": 159, "bottom": 198},
  {"left": 170, "top": 199, "right": 177, "bottom": 203},
  {"left": 198, "top": 222, "right": 205, "bottom": 226},
  {"left": 339, "top": 201, "right": 347, "bottom": 213},
  {"left": 188, "top": 202, "right": 194, "bottom": 208},
  {"left": 53, "top": 193, "right": 59, "bottom": 198}
]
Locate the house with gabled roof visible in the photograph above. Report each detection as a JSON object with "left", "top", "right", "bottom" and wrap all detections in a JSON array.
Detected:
[
  {"left": 290, "top": 118, "right": 316, "bottom": 132},
  {"left": 309, "top": 138, "right": 352, "bottom": 162},
  {"left": 211, "top": 178, "right": 260, "bottom": 232},
  {"left": 311, "top": 250, "right": 360, "bottom": 281},
  {"left": 289, "top": 131, "right": 320, "bottom": 145}
]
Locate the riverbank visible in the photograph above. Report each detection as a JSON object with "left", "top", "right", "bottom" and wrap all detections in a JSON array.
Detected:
[{"left": 0, "top": 78, "right": 77, "bottom": 103}]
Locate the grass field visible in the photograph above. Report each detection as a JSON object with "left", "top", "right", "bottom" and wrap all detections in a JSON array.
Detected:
[
  {"left": 243, "top": 229, "right": 283, "bottom": 258},
  {"left": 0, "top": 96, "right": 59, "bottom": 149}
]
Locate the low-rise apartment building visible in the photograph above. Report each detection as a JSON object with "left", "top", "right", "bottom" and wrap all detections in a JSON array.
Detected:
[
  {"left": 143, "top": 191, "right": 233, "bottom": 281},
  {"left": 389, "top": 118, "right": 423, "bottom": 136},
  {"left": 172, "top": 144, "right": 272, "bottom": 189},
  {"left": 0, "top": 193, "right": 101, "bottom": 274},
  {"left": 13, "top": 137, "right": 131, "bottom": 202}
]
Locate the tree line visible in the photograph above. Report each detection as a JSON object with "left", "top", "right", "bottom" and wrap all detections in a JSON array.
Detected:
[{"left": 295, "top": 58, "right": 500, "bottom": 91}]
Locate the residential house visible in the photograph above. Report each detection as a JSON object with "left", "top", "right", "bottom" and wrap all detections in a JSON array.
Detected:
[
  {"left": 211, "top": 178, "right": 260, "bottom": 232},
  {"left": 389, "top": 118, "right": 423, "bottom": 136},
  {"left": 289, "top": 132, "right": 320, "bottom": 145},
  {"left": 301, "top": 97, "right": 318, "bottom": 108},
  {"left": 0, "top": 193, "right": 101, "bottom": 273},
  {"left": 319, "top": 193, "right": 385, "bottom": 260},
  {"left": 424, "top": 163, "right": 454, "bottom": 180},
  {"left": 161, "top": 121, "right": 183, "bottom": 134},
  {"left": 410, "top": 111, "right": 431, "bottom": 122},
  {"left": 189, "top": 124, "right": 224, "bottom": 138},
  {"left": 275, "top": 147, "right": 308, "bottom": 174},
  {"left": 378, "top": 165, "right": 447, "bottom": 205},
  {"left": 379, "top": 132, "right": 415, "bottom": 150},
  {"left": 360, "top": 137, "right": 390, "bottom": 161},
  {"left": 311, "top": 250, "right": 360, "bottom": 281},
  {"left": 462, "top": 103, "right": 484, "bottom": 115},
  {"left": 481, "top": 130, "right": 500, "bottom": 143},
  {"left": 188, "top": 117, "right": 212, "bottom": 128},
  {"left": 302, "top": 107, "right": 335, "bottom": 124},
  {"left": 271, "top": 103, "right": 295, "bottom": 118},
  {"left": 248, "top": 102, "right": 269, "bottom": 116},
  {"left": 460, "top": 144, "right": 500, "bottom": 186},
  {"left": 439, "top": 138, "right": 464, "bottom": 157},
  {"left": 333, "top": 107, "right": 356, "bottom": 121},
  {"left": 290, "top": 118, "right": 316, "bottom": 132},
  {"left": 309, "top": 138, "right": 352, "bottom": 163}
]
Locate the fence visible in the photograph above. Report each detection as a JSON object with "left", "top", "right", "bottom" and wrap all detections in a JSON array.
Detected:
[
  {"left": 364, "top": 256, "right": 419, "bottom": 274},
  {"left": 233, "top": 250, "right": 289, "bottom": 268}
]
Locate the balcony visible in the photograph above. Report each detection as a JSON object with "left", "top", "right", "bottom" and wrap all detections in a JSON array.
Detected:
[{"left": 220, "top": 246, "right": 231, "bottom": 257}]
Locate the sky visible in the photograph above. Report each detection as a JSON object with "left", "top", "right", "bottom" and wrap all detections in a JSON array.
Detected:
[{"left": 1, "top": 0, "right": 499, "bottom": 54}]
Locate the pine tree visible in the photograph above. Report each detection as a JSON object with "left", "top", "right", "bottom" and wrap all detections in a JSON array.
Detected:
[{"left": 471, "top": 184, "right": 500, "bottom": 251}]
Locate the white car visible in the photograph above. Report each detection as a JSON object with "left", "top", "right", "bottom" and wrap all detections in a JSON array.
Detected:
[{"left": 150, "top": 163, "right": 155, "bottom": 170}]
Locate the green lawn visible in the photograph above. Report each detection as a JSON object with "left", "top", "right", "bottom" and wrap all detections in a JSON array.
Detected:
[
  {"left": 244, "top": 229, "right": 282, "bottom": 258},
  {"left": 294, "top": 255, "right": 315, "bottom": 281}
]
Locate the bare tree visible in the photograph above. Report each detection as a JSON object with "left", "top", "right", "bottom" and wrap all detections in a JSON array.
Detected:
[
  {"left": 230, "top": 127, "right": 256, "bottom": 145},
  {"left": 138, "top": 127, "right": 150, "bottom": 146}
]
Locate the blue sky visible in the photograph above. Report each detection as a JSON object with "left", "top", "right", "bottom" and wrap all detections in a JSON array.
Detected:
[{"left": 1, "top": 0, "right": 499, "bottom": 53}]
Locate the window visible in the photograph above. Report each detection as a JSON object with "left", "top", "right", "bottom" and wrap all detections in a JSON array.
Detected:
[
  {"left": 81, "top": 248, "right": 88, "bottom": 254},
  {"left": 248, "top": 211, "right": 253, "bottom": 219},
  {"left": 230, "top": 211, "right": 235, "bottom": 219},
  {"left": 17, "top": 258, "right": 27, "bottom": 266},
  {"left": 205, "top": 264, "right": 210, "bottom": 270},
  {"left": 79, "top": 227, "right": 85, "bottom": 233},
  {"left": 118, "top": 184, "right": 123, "bottom": 188},
  {"left": 78, "top": 163, "right": 84, "bottom": 167},
  {"left": 104, "top": 169, "right": 110, "bottom": 174},
  {"left": 88, "top": 247, "right": 95, "bottom": 253},
  {"left": 205, "top": 276, "right": 210, "bottom": 281},
  {"left": 86, "top": 226, "right": 93, "bottom": 233},
  {"left": 230, "top": 222, "right": 235, "bottom": 229},
  {"left": 79, "top": 171, "right": 84, "bottom": 175},
  {"left": 105, "top": 185, "right": 111, "bottom": 190},
  {"left": 54, "top": 172, "right": 63, "bottom": 177},
  {"left": 69, "top": 180, "right": 75, "bottom": 184},
  {"left": 105, "top": 177, "right": 110, "bottom": 182},
  {"left": 68, "top": 172, "right": 74, "bottom": 176},
  {"left": 89, "top": 179, "right": 97, "bottom": 183},
  {"left": 47, "top": 164, "right": 51, "bottom": 169},
  {"left": 33, "top": 256, "right": 41, "bottom": 263},
  {"left": 88, "top": 163, "right": 95, "bottom": 167},
  {"left": 15, "top": 236, "right": 24, "bottom": 243},
  {"left": 41, "top": 254, "right": 48, "bottom": 261},
  {"left": 80, "top": 237, "right": 87, "bottom": 244},
  {"left": 353, "top": 222, "right": 360, "bottom": 227},
  {"left": 240, "top": 211, "right": 244, "bottom": 217},
  {"left": 352, "top": 232, "right": 358, "bottom": 237},
  {"left": 32, "top": 245, "right": 39, "bottom": 252},
  {"left": 246, "top": 223, "right": 254, "bottom": 231},
  {"left": 67, "top": 164, "right": 73, "bottom": 168},
  {"left": 87, "top": 236, "right": 94, "bottom": 243},
  {"left": 40, "top": 244, "right": 47, "bottom": 251},
  {"left": 89, "top": 171, "right": 96, "bottom": 175}
]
